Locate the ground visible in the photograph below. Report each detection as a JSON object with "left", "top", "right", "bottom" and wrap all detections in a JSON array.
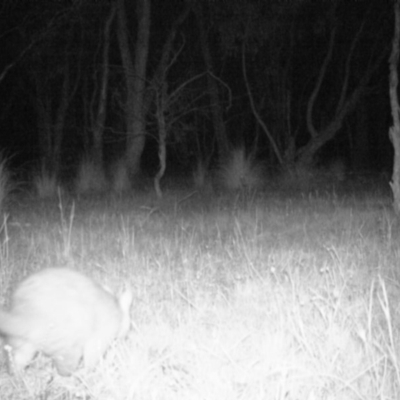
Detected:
[{"left": 0, "top": 181, "right": 399, "bottom": 400}]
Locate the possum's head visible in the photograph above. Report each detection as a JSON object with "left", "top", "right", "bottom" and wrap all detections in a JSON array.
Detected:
[{"left": 117, "top": 287, "right": 133, "bottom": 338}]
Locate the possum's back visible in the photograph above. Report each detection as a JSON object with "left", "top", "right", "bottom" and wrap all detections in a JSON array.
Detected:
[
  {"left": 10, "top": 268, "right": 121, "bottom": 337},
  {"left": 0, "top": 268, "right": 132, "bottom": 375}
]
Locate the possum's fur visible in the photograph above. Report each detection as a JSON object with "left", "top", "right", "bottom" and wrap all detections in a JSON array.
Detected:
[{"left": 0, "top": 268, "right": 132, "bottom": 376}]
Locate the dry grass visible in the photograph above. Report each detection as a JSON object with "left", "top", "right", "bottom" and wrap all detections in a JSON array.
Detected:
[
  {"left": 217, "top": 148, "right": 265, "bottom": 191},
  {"left": 279, "top": 160, "right": 347, "bottom": 192},
  {"left": 109, "top": 158, "right": 131, "bottom": 193},
  {"left": 33, "top": 167, "right": 59, "bottom": 198},
  {"left": 1, "top": 187, "right": 399, "bottom": 399},
  {"left": 75, "top": 157, "right": 108, "bottom": 194},
  {"left": 193, "top": 159, "right": 213, "bottom": 194}
]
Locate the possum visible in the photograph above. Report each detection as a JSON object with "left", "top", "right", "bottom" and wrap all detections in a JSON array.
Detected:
[{"left": 0, "top": 267, "right": 132, "bottom": 376}]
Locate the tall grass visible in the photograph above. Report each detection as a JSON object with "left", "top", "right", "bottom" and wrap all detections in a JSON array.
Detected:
[
  {"left": 1, "top": 188, "right": 399, "bottom": 400},
  {"left": 280, "top": 159, "right": 347, "bottom": 192},
  {"left": 75, "top": 157, "right": 108, "bottom": 194},
  {"left": 109, "top": 158, "right": 131, "bottom": 193},
  {"left": 193, "top": 159, "right": 213, "bottom": 194},
  {"left": 217, "top": 147, "right": 265, "bottom": 190},
  {"left": 33, "top": 167, "right": 59, "bottom": 198}
]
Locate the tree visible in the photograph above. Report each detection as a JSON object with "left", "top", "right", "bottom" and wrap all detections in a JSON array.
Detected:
[
  {"left": 117, "top": 0, "right": 151, "bottom": 177},
  {"left": 88, "top": 2, "right": 117, "bottom": 170},
  {"left": 194, "top": 1, "right": 230, "bottom": 164},
  {"left": 294, "top": 4, "right": 384, "bottom": 169},
  {"left": 151, "top": 1, "right": 191, "bottom": 197},
  {"left": 30, "top": 17, "right": 80, "bottom": 176},
  {"left": 389, "top": 0, "right": 400, "bottom": 214}
]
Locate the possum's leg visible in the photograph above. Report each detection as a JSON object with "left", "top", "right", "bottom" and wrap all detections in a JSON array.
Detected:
[
  {"left": 53, "top": 348, "right": 82, "bottom": 376},
  {"left": 5, "top": 339, "right": 37, "bottom": 373}
]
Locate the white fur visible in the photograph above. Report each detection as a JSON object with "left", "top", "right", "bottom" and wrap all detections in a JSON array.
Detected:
[{"left": 0, "top": 268, "right": 132, "bottom": 376}]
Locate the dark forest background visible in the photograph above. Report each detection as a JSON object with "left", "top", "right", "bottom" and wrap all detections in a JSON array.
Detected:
[{"left": 0, "top": 0, "right": 393, "bottom": 186}]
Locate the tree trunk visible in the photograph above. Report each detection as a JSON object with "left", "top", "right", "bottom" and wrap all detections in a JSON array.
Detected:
[
  {"left": 296, "top": 23, "right": 373, "bottom": 169},
  {"left": 297, "top": 117, "right": 344, "bottom": 168},
  {"left": 194, "top": 2, "right": 230, "bottom": 163},
  {"left": 353, "top": 101, "right": 369, "bottom": 171},
  {"left": 293, "top": 6, "right": 386, "bottom": 171},
  {"left": 33, "top": 24, "right": 79, "bottom": 178},
  {"left": 151, "top": 2, "right": 191, "bottom": 196},
  {"left": 389, "top": 0, "right": 400, "bottom": 215},
  {"left": 92, "top": 3, "right": 116, "bottom": 169},
  {"left": 36, "top": 93, "right": 53, "bottom": 172},
  {"left": 52, "top": 64, "right": 71, "bottom": 177},
  {"left": 117, "top": 0, "right": 151, "bottom": 177},
  {"left": 154, "top": 87, "right": 167, "bottom": 198}
]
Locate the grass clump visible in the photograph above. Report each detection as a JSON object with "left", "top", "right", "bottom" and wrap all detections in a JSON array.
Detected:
[
  {"left": 193, "top": 159, "right": 213, "bottom": 194},
  {"left": 279, "top": 159, "right": 347, "bottom": 192},
  {"left": 33, "top": 167, "right": 59, "bottom": 198},
  {"left": 109, "top": 158, "right": 131, "bottom": 193},
  {"left": 75, "top": 157, "right": 107, "bottom": 194},
  {"left": 217, "top": 147, "right": 264, "bottom": 191}
]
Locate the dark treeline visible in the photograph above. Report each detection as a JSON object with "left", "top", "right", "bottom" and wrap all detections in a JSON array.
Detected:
[{"left": 0, "top": 0, "right": 393, "bottom": 181}]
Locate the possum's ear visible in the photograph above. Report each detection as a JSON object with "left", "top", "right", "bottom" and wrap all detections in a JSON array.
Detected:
[
  {"left": 119, "top": 286, "right": 133, "bottom": 311},
  {"left": 118, "top": 286, "right": 133, "bottom": 337}
]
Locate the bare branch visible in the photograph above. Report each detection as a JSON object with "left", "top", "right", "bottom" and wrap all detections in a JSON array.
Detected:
[
  {"left": 242, "top": 31, "right": 283, "bottom": 165},
  {"left": 336, "top": 19, "right": 366, "bottom": 113},
  {"left": 306, "top": 27, "right": 336, "bottom": 139}
]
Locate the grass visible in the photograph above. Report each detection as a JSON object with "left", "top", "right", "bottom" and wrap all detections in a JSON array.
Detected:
[
  {"left": 1, "top": 182, "right": 400, "bottom": 399},
  {"left": 33, "top": 167, "right": 59, "bottom": 198},
  {"left": 75, "top": 157, "right": 108, "bottom": 194},
  {"left": 217, "top": 148, "right": 265, "bottom": 191},
  {"left": 279, "top": 160, "right": 347, "bottom": 193},
  {"left": 109, "top": 158, "right": 131, "bottom": 193},
  {"left": 193, "top": 159, "right": 210, "bottom": 191}
]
